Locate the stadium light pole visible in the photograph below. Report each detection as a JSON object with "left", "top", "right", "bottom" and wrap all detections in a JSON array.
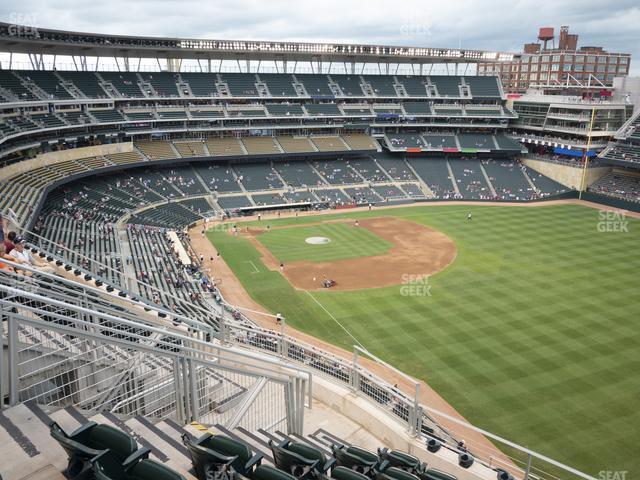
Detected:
[{"left": 578, "top": 107, "right": 597, "bottom": 200}]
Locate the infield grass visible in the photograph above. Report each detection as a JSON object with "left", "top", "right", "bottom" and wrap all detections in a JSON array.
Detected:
[
  {"left": 256, "top": 221, "right": 393, "bottom": 263},
  {"left": 207, "top": 204, "right": 640, "bottom": 475}
]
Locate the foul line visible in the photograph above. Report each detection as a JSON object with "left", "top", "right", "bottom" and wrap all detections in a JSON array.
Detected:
[
  {"left": 244, "top": 260, "right": 259, "bottom": 273},
  {"left": 304, "top": 290, "right": 366, "bottom": 351}
]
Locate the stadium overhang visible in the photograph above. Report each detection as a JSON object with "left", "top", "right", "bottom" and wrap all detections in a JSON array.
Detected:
[{"left": 0, "top": 22, "right": 514, "bottom": 66}]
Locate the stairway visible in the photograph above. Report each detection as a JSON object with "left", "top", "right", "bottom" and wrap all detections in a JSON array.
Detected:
[
  {"left": 0, "top": 401, "right": 360, "bottom": 480},
  {"left": 0, "top": 402, "right": 197, "bottom": 479}
]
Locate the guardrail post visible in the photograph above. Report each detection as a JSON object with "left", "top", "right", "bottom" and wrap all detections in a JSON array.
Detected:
[
  {"left": 350, "top": 349, "right": 359, "bottom": 392},
  {"left": 181, "top": 357, "right": 192, "bottom": 421},
  {"left": 279, "top": 316, "right": 286, "bottom": 358},
  {"left": 411, "top": 383, "right": 421, "bottom": 436},
  {"left": 188, "top": 359, "right": 199, "bottom": 420},
  {"left": 0, "top": 308, "right": 4, "bottom": 410},
  {"left": 524, "top": 453, "right": 532, "bottom": 480},
  {"left": 7, "top": 316, "right": 18, "bottom": 406},
  {"left": 173, "top": 357, "right": 185, "bottom": 425}
]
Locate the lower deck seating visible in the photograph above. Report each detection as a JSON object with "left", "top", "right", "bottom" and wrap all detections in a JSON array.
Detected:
[
  {"left": 407, "top": 158, "right": 456, "bottom": 198},
  {"left": 588, "top": 172, "right": 640, "bottom": 203},
  {"left": 448, "top": 159, "right": 492, "bottom": 199},
  {"left": 312, "top": 159, "right": 362, "bottom": 184},
  {"left": 483, "top": 160, "right": 534, "bottom": 200},
  {"left": 274, "top": 161, "right": 325, "bottom": 187},
  {"left": 374, "top": 154, "right": 417, "bottom": 182}
]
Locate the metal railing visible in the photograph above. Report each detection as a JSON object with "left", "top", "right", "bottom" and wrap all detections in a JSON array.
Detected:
[{"left": 0, "top": 263, "right": 308, "bottom": 433}]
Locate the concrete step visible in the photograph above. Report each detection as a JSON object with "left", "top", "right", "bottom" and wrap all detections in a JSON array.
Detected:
[
  {"left": 124, "top": 417, "right": 196, "bottom": 479},
  {"left": 0, "top": 408, "right": 47, "bottom": 480},
  {"left": 47, "top": 407, "right": 83, "bottom": 434},
  {"left": 3, "top": 403, "right": 67, "bottom": 471},
  {"left": 17, "top": 464, "right": 66, "bottom": 480}
]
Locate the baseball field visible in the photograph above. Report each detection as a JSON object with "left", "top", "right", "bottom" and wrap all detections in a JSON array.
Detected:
[{"left": 206, "top": 203, "right": 640, "bottom": 475}]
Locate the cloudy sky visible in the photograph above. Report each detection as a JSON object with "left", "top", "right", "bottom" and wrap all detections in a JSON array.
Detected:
[{"left": 1, "top": 0, "right": 639, "bottom": 74}]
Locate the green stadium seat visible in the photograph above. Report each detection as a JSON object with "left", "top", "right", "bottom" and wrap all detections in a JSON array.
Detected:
[
  {"left": 377, "top": 467, "right": 421, "bottom": 480},
  {"left": 92, "top": 447, "right": 186, "bottom": 480},
  {"left": 183, "top": 432, "right": 263, "bottom": 478},
  {"left": 253, "top": 465, "right": 299, "bottom": 480},
  {"left": 331, "top": 444, "right": 380, "bottom": 478},
  {"left": 420, "top": 469, "right": 457, "bottom": 480},
  {"left": 377, "top": 448, "right": 425, "bottom": 475},
  {"left": 332, "top": 466, "right": 371, "bottom": 480},
  {"left": 50, "top": 421, "right": 138, "bottom": 479},
  {"left": 269, "top": 439, "right": 335, "bottom": 478}
]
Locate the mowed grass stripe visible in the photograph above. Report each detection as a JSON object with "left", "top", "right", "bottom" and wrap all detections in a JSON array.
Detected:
[{"left": 208, "top": 204, "right": 640, "bottom": 474}]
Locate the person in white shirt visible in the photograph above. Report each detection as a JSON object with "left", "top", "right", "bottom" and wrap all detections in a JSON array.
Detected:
[{"left": 10, "top": 236, "right": 55, "bottom": 274}]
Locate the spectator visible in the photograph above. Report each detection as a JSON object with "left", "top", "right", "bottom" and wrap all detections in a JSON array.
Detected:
[
  {"left": 0, "top": 243, "right": 15, "bottom": 272},
  {"left": 9, "top": 236, "right": 55, "bottom": 273},
  {"left": 4, "top": 231, "right": 17, "bottom": 255}
]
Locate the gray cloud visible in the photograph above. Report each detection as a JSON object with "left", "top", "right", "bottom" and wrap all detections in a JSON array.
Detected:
[{"left": 1, "top": 0, "right": 638, "bottom": 74}]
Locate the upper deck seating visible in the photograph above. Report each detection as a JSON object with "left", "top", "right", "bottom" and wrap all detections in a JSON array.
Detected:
[
  {"left": 296, "top": 74, "right": 333, "bottom": 97},
  {"left": 330, "top": 75, "right": 365, "bottom": 96},
  {"left": 21, "top": 71, "right": 73, "bottom": 99},
  {"left": 140, "top": 72, "right": 180, "bottom": 97},
  {"left": 259, "top": 73, "right": 298, "bottom": 97},
  {"left": 100, "top": 72, "right": 145, "bottom": 97},
  {"left": 220, "top": 73, "right": 258, "bottom": 96}
]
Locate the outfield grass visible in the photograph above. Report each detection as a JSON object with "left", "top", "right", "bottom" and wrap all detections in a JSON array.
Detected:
[
  {"left": 256, "top": 222, "right": 393, "bottom": 263},
  {"left": 207, "top": 204, "right": 640, "bottom": 475}
]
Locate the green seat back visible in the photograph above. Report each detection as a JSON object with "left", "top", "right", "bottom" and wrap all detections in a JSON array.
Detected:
[
  {"left": 87, "top": 425, "right": 138, "bottom": 461},
  {"left": 253, "top": 465, "right": 297, "bottom": 480},
  {"left": 209, "top": 435, "right": 252, "bottom": 462},
  {"left": 333, "top": 466, "right": 370, "bottom": 480},
  {"left": 346, "top": 446, "right": 378, "bottom": 463},
  {"left": 127, "top": 458, "right": 186, "bottom": 480},
  {"left": 383, "top": 467, "right": 420, "bottom": 480},
  {"left": 386, "top": 451, "right": 420, "bottom": 470},
  {"left": 287, "top": 441, "right": 325, "bottom": 463},
  {"left": 423, "top": 470, "right": 457, "bottom": 480}
]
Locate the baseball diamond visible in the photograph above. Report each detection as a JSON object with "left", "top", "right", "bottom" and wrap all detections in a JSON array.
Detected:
[
  {"left": 1, "top": 10, "right": 639, "bottom": 480},
  {"left": 203, "top": 203, "right": 640, "bottom": 475}
]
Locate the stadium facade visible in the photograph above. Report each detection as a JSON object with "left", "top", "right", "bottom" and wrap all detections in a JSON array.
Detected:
[{"left": 0, "top": 21, "right": 639, "bottom": 480}]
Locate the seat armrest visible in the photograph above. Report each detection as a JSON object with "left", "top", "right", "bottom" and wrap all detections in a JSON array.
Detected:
[
  {"left": 377, "top": 460, "right": 390, "bottom": 472},
  {"left": 90, "top": 450, "right": 110, "bottom": 463},
  {"left": 245, "top": 452, "right": 264, "bottom": 471},
  {"left": 322, "top": 457, "right": 337, "bottom": 473},
  {"left": 123, "top": 446, "right": 151, "bottom": 470},
  {"left": 195, "top": 432, "right": 213, "bottom": 446}
]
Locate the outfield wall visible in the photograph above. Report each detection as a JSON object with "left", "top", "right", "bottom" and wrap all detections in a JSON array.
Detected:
[{"left": 581, "top": 192, "right": 640, "bottom": 213}]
